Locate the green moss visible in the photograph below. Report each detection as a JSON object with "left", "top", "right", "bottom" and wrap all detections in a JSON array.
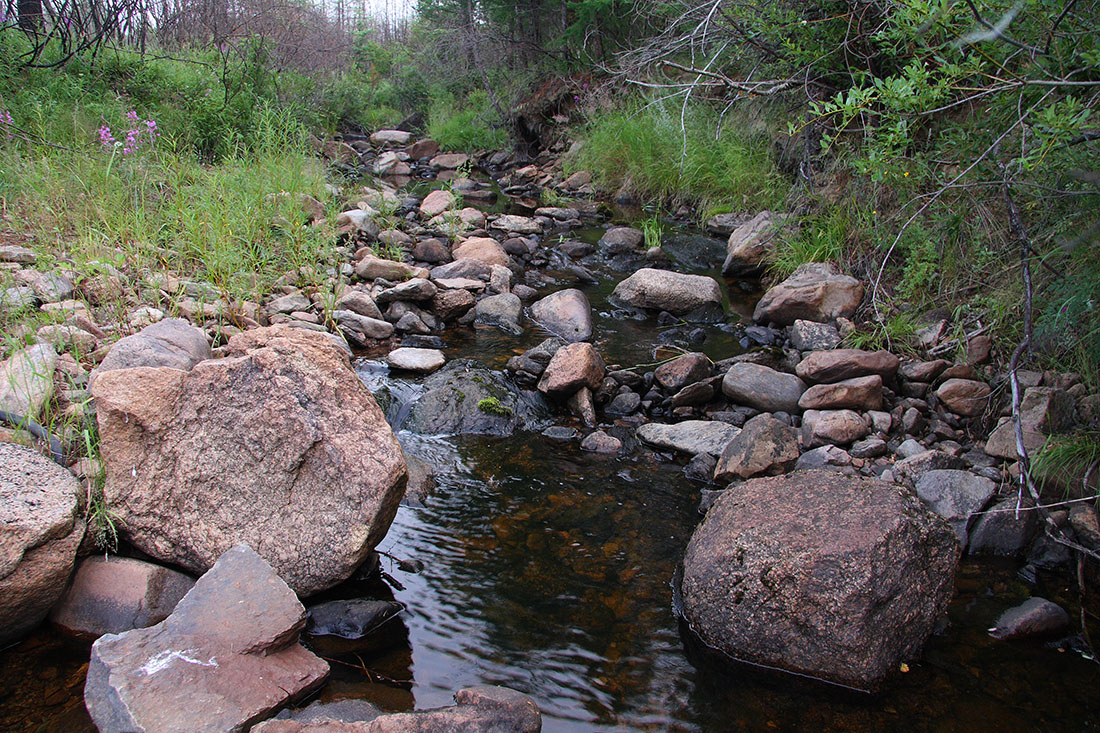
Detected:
[{"left": 477, "top": 396, "right": 513, "bottom": 417}]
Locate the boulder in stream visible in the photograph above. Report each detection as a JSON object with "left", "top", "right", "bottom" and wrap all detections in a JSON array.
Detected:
[
  {"left": 90, "top": 325, "right": 407, "bottom": 597},
  {"left": 680, "top": 470, "right": 960, "bottom": 691},
  {"left": 611, "top": 268, "right": 723, "bottom": 316},
  {"left": 402, "top": 359, "right": 552, "bottom": 436},
  {"left": 529, "top": 288, "right": 593, "bottom": 343}
]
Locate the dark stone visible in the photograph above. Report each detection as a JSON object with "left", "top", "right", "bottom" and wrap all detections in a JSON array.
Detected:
[
  {"left": 306, "top": 599, "right": 404, "bottom": 639},
  {"left": 989, "top": 597, "right": 1070, "bottom": 640},
  {"left": 680, "top": 471, "right": 960, "bottom": 691}
]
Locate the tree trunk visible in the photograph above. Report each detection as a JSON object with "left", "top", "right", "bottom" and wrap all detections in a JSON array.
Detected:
[{"left": 17, "top": 0, "right": 42, "bottom": 30}]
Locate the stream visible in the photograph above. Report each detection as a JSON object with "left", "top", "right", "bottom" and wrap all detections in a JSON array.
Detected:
[{"left": 1, "top": 198, "right": 1098, "bottom": 731}]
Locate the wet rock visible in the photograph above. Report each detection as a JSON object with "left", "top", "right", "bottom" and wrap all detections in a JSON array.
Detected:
[
  {"left": 538, "top": 342, "right": 605, "bottom": 397},
  {"left": 801, "top": 409, "right": 868, "bottom": 448},
  {"left": 671, "top": 380, "right": 715, "bottom": 407},
  {"left": 0, "top": 342, "right": 57, "bottom": 418},
  {"left": 680, "top": 470, "right": 960, "bottom": 691},
  {"left": 795, "top": 349, "right": 899, "bottom": 385},
  {"left": 636, "top": 420, "right": 740, "bottom": 457},
  {"left": 935, "top": 378, "right": 992, "bottom": 417},
  {"left": 655, "top": 352, "right": 712, "bottom": 392},
  {"left": 611, "top": 268, "right": 723, "bottom": 316},
  {"left": 912, "top": 469, "right": 997, "bottom": 546},
  {"left": 254, "top": 685, "right": 541, "bottom": 732},
  {"left": 798, "top": 374, "right": 883, "bottom": 411},
  {"left": 470, "top": 292, "right": 523, "bottom": 334},
  {"left": 721, "top": 362, "right": 806, "bottom": 414},
  {"left": 403, "top": 360, "right": 551, "bottom": 436},
  {"left": 306, "top": 599, "right": 404, "bottom": 639},
  {"left": 387, "top": 347, "right": 446, "bottom": 374},
  {"left": 49, "top": 556, "right": 194, "bottom": 637},
  {"left": 752, "top": 263, "right": 863, "bottom": 326},
  {"left": 789, "top": 319, "right": 841, "bottom": 351},
  {"left": 685, "top": 452, "right": 718, "bottom": 483},
  {"left": 453, "top": 237, "right": 512, "bottom": 268},
  {"left": 84, "top": 545, "right": 329, "bottom": 733},
  {"left": 419, "top": 189, "right": 455, "bottom": 218},
  {"left": 968, "top": 498, "right": 1038, "bottom": 557},
  {"left": 542, "top": 426, "right": 578, "bottom": 442},
  {"left": 989, "top": 597, "right": 1070, "bottom": 640},
  {"left": 605, "top": 391, "right": 642, "bottom": 416},
  {"left": 661, "top": 234, "right": 727, "bottom": 270},
  {"left": 0, "top": 442, "right": 84, "bottom": 647},
  {"left": 713, "top": 414, "right": 799, "bottom": 482},
  {"left": 567, "top": 386, "right": 598, "bottom": 426},
  {"left": 91, "top": 319, "right": 210, "bottom": 387},
  {"left": 599, "top": 226, "right": 644, "bottom": 253},
  {"left": 529, "top": 288, "right": 593, "bottom": 342},
  {"left": 581, "top": 430, "right": 622, "bottom": 454},
  {"left": 90, "top": 326, "right": 407, "bottom": 597},
  {"left": 985, "top": 387, "right": 1076, "bottom": 458},
  {"left": 722, "top": 211, "right": 785, "bottom": 276}
]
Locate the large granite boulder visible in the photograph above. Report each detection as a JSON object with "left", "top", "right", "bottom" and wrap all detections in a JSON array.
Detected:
[
  {"left": 752, "top": 262, "right": 863, "bottom": 326},
  {"left": 84, "top": 545, "right": 329, "bottom": 732},
  {"left": 529, "top": 289, "right": 593, "bottom": 343},
  {"left": 0, "top": 442, "right": 84, "bottom": 646},
  {"left": 49, "top": 556, "right": 195, "bottom": 637},
  {"left": 401, "top": 360, "right": 552, "bottom": 436},
  {"left": 611, "top": 268, "right": 723, "bottom": 316},
  {"left": 90, "top": 325, "right": 407, "bottom": 597},
  {"left": 680, "top": 470, "right": 960, "bottom": 691}
]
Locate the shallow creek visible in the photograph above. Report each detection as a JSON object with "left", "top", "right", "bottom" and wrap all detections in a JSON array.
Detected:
[{"left": 1, "top": 220, "right": 1098, "bottom": 731}]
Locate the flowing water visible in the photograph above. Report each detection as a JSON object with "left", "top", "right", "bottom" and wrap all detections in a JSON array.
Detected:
[{"left": 1, "top": 214, "right": 1098, "bottom": 731}]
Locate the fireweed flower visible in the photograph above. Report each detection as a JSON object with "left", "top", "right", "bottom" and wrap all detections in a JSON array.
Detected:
[
  {"left": 0, "top": 109, "right": 13, "bottom": 138},
  {"left": 98, "top": 112, "right": 159, "bottom": 156}
]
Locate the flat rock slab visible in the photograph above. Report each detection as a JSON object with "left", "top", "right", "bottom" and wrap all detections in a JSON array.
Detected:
[
  {"left": 637, "top": 420, "right": 740, "bottom": 457},
  {"left": 50, "top": 556, "right": 195, "bottom": 637},
  {"left": 386, "top": 347, "right": 446, "bottom": 374},
  {"left": 794, "top": 349, "right": 899, "bottom": 385},
  {"left": 0, "top": 442, "right": 84, "bottom": 646},
  {"left": 680, "top": 470, "right": 960, "bottom": 691},
  {"left": 85, "top": 545, "right": 329, "bottom": 733},
  {"left": 254, "top": 685, "right": 541, "bottom": 732}
]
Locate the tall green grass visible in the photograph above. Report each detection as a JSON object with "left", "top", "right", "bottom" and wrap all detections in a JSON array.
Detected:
[{"left": 565, "top": 100, "right": 786, "bottom": 213}]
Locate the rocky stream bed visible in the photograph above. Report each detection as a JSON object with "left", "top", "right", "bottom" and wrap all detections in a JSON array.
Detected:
[{"left": 1, "top": 129, "right": 1099, "bottom": 731}]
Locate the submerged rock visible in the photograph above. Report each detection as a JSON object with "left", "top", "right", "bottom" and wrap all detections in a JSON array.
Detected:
[
  {"left": 91, "top": 326, "right": 407, "bottom": 597},
  {"left": 84, "top": 545, "right": 329, "bottom": 732},
  {"left": 989, "top": 597, "right": 1070, "bottom": 640},
  {"left": 402, "top": 359, "right": 551, "bottom": 436},
  {"left": 680, "top": 470, "right": 959, "bottom": 691},
  {"left": 306, "top": 599, "right": 404, "bottom": 639}
]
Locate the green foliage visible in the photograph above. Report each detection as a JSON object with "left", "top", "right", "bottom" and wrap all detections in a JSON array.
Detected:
[
  {"left": 640, "top": 215, "right": 662, "bottom": 249},
  {"left": 770, "top": 205, "right": 871, "bottom": 279},
  {"left": 477, "top": 396, "right": 513, "bottom": 416},
  {"left": 427, "top": 88, "right": 506, "bottom": 151},
  {"left": 1032, "top": 430, "right": 1100, "bottom": 501},
  {"left": 568, "top": 99, "right": 785, "bottom": 211}
]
